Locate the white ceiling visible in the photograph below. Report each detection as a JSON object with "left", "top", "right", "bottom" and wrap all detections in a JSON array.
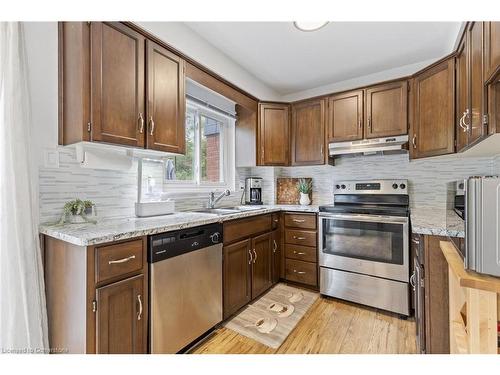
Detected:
[{"left": 184, "top": 22, "right": 462, "bottom": 96}]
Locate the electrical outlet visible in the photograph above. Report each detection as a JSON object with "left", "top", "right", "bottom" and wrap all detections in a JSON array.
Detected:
[{"left": 44, "top": 149, "right": 59, "bottom": 168}]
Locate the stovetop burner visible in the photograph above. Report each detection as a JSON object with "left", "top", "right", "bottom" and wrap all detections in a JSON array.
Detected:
[{"left": 319, "top": 179, "right": 410, "bottom": 217}]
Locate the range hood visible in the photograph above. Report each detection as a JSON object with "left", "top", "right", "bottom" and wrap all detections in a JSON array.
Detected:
[{"left": 328, "top": 135, "right": 409, "bottom": 157}]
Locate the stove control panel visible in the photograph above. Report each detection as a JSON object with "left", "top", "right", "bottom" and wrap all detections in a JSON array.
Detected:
[{"left": 333, "top": 180, "right": 408, "bottom": 195}]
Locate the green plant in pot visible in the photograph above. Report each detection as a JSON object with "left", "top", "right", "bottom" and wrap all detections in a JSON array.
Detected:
[
  {"left": 59, "top": 199, "right": 97, "bottom": 225},
  {"left": 297, "top": 178, "right": 312, "bottom": 206}
]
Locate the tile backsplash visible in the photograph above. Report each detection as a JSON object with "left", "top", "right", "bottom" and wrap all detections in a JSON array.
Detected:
[
  {"left": 239, "top": 153, "right": 496, "bottom": 209},
  {"left": 39, "top": 148, "right": 497, "bottom": 224}
]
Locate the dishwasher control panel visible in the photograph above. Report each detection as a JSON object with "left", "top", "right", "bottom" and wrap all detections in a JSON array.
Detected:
[{"left": 148, "top": 223, "right": 223, "bottom": 263}]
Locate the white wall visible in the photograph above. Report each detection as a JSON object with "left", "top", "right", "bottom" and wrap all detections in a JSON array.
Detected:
[
  {"left": 24, "top": 22, "right": 58, "bottom": 171},
  {"left": 280, "top": 58, "right": 437, "bottom": 102}
]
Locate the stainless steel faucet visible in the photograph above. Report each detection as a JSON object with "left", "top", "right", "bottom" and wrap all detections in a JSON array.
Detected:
[{"left": 208, "top": 189, "right": 231, "bottom": 208}]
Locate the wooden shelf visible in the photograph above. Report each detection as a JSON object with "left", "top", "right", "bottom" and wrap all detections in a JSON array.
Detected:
[{"left": 441, "top": 241, "right": 500, "bottom": 294}]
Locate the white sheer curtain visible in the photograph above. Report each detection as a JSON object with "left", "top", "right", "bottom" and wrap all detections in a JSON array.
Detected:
[{"left": 0, "top": 22, "right": 48, "bottom": 353}]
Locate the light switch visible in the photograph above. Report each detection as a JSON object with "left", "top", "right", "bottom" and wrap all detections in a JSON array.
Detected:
[{"left": 44, "top": 149, "right": 59, "bottom": 168}]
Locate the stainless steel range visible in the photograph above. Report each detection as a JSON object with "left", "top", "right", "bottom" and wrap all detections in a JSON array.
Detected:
[{"left": 319, "top": 180, "right": 410, "bottom": 316}]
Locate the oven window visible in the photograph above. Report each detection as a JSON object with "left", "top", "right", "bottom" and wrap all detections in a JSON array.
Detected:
[{"left": 322, "top": 219, "right": 404, "bottom": 265}]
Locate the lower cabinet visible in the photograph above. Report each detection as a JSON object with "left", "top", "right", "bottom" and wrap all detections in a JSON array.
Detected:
[
  {"left": 411, "top": 233, "right": 450, "bottom": 354},
  {"left": 271, "top": 229, "right": 281, "bottom": 284},
  {"left": 283, "top": 212, "right": 318, "bottom": 288},
  {"left": 44, "top": 235, "right": 148, "bottom": 354},
  {"left": 96, "top": 274, "right": 146, "bottom": 354},
  {"left": 222, "top": 214, "right": 277, "bottom": 319},
  {"left": 251, "top": 232, "right": 273, "bottom": 298},
  {"left": 223, "top": 239, "right": 252, "bottom": 318}
]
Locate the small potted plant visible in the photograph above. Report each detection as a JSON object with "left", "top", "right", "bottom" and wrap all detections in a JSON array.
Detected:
[
  {"left": 297, "top": 178, "right": 312, "bottom": 206},
  {"left": 59, "top": 199, "right": 97, "bottom": 225}
]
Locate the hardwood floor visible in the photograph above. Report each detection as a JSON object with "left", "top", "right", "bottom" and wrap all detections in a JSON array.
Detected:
[{"left": 191, "top": 296, "right": 417, "bottom": 354}]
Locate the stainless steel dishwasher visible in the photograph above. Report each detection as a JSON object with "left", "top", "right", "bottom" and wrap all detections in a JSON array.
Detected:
[{"left": 148, "top": 223, "right": 223, "bottom": 354}]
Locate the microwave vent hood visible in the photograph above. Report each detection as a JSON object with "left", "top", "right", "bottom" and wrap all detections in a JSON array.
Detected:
[{"left": 328, "top": 135, "right": 409, "bottom": 157}]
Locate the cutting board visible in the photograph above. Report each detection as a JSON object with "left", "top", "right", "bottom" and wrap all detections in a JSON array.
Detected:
[{"left": 276, "top": 178, "right": 312, "bottom": 204}]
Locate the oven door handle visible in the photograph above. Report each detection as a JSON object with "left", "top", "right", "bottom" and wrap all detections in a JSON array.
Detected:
[{"left": 319, "top": 213, "right": 408, "bottom": 225}]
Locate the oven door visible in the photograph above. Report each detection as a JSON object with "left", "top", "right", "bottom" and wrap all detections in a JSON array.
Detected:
[{"left": 319, "top": 213, "right": 409, "bottom": 282}]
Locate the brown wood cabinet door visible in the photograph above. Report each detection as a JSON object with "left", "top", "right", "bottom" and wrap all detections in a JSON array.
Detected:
[
  {"left": 365, "top": 81, "right": 408, "bottom": 138},
  {"left": 291, "top": 99, "right": 326, "bottom": 165},
  {"left": 146, "top": 40, "right": 186, "bottom": 153},
  {"left": 423, "top": 236, "right": 450, "bottom": 354},
  {"left": 258, "top": 103, "right": 290, "bottom": 166},
  {"left": 251, "top": 232, "right": 273, "bottom": 299},
  {"left": 327, "top": 90, "right": 363, "bottom": 142},
  {"left": 90, "top": 22, "right": 145, "bottom": 147},
  {"left": 96, "top": 274, "right": 146, "bottom": 354},
  {"left": 455, "top": 39, "right": 469, "bottom": 152},
  {"left": 223, "top": 239, "right": 252, "bottom": 319},
  {"left": 484, "top": 21, "right": 500, "bottom": 82},
  {"left": 468, "top": 22, "right": 486, "bottom": 146},
  {"left": 271, "top": 229, "right": 281, "bottom": 284},
  {"left": 410, "top": 58, "right": 455, "bottom": 159}
]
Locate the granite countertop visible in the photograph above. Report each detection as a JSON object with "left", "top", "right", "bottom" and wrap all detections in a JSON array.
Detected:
[
  {"left": 410, "top": 207, "right": 464, "bottom": 238},
  {"left": 39, "top": 204, "right": 320, "bottom": 246}
]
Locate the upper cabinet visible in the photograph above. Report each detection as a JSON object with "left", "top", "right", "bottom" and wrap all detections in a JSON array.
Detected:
[
  {"left": 484, "top": 22, "right": 500, "bottom": 83},
  {"left": 327, "top": 81, "right": 408, "bottom": 143},
  {"left": 291, "top": 99, "right": 326, "bottom": 165},
  {"left": 410, "top": 58, "right": 455, "bottom": 159},
  {"left": 146, "top": 41, "right": 186, "bottom": 154},
  {"left": 59, "top": 22, "right": 186, "bottom": 154},
  {"left": 327, "top": 90, "right": 364, "bottom": 142},
  {"left": 364, "top": 81, "right": 408, "bottom": 138},
  {"left": 258, "top": 103, "right": 290, "bottom": 166},
  {"left": 90, "top": 22, "right": 146, "bottom": 148},
  {"left": 455, "top": 38, "right": 469, "bottom": 151},
  {"left": 456, "top": 22, "right": 489, "bottom": 152}
]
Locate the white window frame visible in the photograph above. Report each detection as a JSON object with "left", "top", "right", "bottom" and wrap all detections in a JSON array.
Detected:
[{"left": 162, "top": 100, "right": 236, "bottom": 195}]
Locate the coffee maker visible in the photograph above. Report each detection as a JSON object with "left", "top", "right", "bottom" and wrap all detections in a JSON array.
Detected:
[{"left": 244, "top": 177, "right": 263, "bottom": 205}]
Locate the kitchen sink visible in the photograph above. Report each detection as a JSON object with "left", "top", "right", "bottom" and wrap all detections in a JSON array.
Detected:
[
  {"left": 191, "top": 206, "right": 265, "bottom": 215},
  {"left": 191, "top": 208, "right": 241, "bottom": 215}
]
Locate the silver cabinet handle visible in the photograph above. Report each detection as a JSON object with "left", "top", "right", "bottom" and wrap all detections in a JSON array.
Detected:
[
  {"left": 460, "top": 109, "right": 470, "bottom": 132},
  {"left": 108, "top": 255, "right": 135, "bottom": 265},
  {"left": 149, "top": 116, "right": 155, "bottom": 136},
  {"left": 459, "top": 111, "right": 467, "bottom": 131},
  {"left": 411, "top": 238, "right": 420, "bottom": 245},
  {"left": 273, "top": 240, "right": 277, "bottom": 253},
  {"left": 293, "top": 269, "right": 306, "bottom": 274},
  {"left": 358, "top": 117, "right": 362, "bottom": 129},
  {"left": 253, "top": 249, "right": 257, "bottom": 263},
  {"left": 293, "top": 236, "right": 306, "bottom": 240},
  {"left": 293, "top": 251, "right": 306, "bottom": 255},
  {"left": 137, "top": 294, "right": 143, "bottom": 321},
  {"left": 367, "top": 116, "right": 372, "bottom": 129},
  {"left": 412, "top": 134, "right": 417, "bottom": 149},
  {"left": 410, "top": 272, "right": 416, "bottom": 291},
  {"left": 138, "top": 113, "right": 144, "bottom": 133},
  {"left": 292, "top": 219, "right": 305, "bottom": 223},
  {"left": 248, "top": 249, "right": 253, "bottom": 265}
]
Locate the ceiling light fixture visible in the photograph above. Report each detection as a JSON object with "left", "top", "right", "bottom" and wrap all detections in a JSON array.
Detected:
[{"left": 293, "top": 21, "right": 329, "bottom": 32}]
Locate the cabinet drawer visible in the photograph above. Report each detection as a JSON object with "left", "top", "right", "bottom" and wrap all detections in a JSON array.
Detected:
[
  {"left": 285, "top": 244, "right": 317, "bottom": 263},
  {"left": 284, "top": 213, "right": 317, "bottom": 230},
  {"left": 285, "top": 259, "right": 317, "bottom": 286},
  {"left": 224, "top": 214, "right": 272, "bottom": 244},
  {"left": 96, "top": 239, "right": 144, "bottom": 284},
  {"left": 284, "top": 229, "right": 317, "bottom": 247}
]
